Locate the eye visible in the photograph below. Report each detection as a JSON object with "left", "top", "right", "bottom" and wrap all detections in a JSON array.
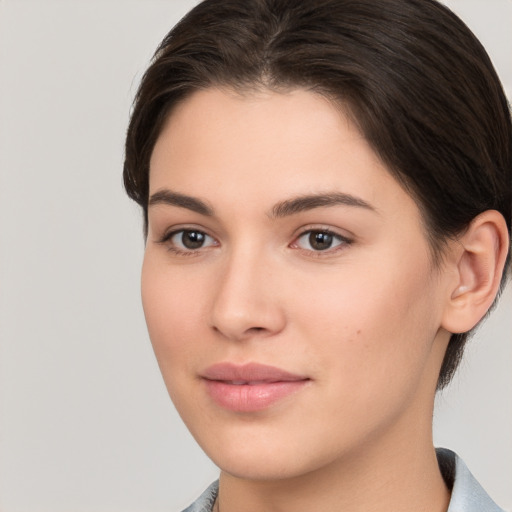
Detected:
[
  {"left": 168, "top": 229, "right": 217, "bottom": 251},
  {"left": 294, "top": 230, "right": 349, "bottom": 252}
]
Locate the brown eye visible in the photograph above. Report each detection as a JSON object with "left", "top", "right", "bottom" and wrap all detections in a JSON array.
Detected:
[
  {"left": 309, "top": 232, "right": 334, "bottom": 250},
  {"left": 170, "top": 230, "right": 216, "bottom": 250},
  {"left": 295, "top": 230, "right": 349, "bottom": 252}
]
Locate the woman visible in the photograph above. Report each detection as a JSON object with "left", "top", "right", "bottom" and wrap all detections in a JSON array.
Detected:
[{"left": 123, "top": 0, "right": 511, "bottom": 510}]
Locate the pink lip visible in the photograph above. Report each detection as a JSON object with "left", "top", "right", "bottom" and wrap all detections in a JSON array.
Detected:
[{"left": 201, "top": 363, "right": 310, "bottom": 412}]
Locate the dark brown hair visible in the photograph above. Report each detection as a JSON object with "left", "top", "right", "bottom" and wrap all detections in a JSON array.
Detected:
[{"left": 124, "top": 0, "right": 512, "bottom": 389}]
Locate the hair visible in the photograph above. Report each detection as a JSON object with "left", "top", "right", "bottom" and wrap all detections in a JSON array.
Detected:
[{"left": 124, "top": 0, "right": 512, "bottom": 389}]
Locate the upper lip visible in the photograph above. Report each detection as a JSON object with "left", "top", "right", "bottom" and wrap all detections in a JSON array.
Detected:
[{"left": 201, "top": 362, "right": 308, "bottom": 384}]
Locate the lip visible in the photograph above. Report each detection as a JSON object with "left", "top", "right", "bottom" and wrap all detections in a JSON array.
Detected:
[{"left": 201, "top": 362, "right": 310, "bottom": 412}]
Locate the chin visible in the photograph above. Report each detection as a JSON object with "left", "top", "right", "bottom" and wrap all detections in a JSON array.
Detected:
[
  {"left": 197, "top": 425, "right": 344, "bottom": 483},
  {"left": 215, "top": 453, "right": 312, "bottom": 482}
]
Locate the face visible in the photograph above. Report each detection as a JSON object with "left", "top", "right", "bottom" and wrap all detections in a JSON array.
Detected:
[{"left": 143, "top": 88, "right": 452, "bottom": 481}]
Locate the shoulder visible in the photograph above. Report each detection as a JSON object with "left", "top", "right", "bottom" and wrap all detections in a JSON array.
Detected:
[
  {"left": 437, "top": 448, "right": 506, "bottom": 512},
  {"left": 181, "top": 481, "right": 219, "bottom": 512}
]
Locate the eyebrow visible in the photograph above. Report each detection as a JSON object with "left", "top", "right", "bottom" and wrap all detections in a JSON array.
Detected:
[
  {"left": 270, "top": 192, "right": 376, "bottom": 218},
  {"left": 148, "top": 189, "right": 376, "bottom": 218},
  {"left": 148, "top": 189, "right": 213, "bottom": 216}
]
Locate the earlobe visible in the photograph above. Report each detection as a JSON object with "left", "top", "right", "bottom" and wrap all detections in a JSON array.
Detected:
[{"left": 441, "top": 210, "right": 509, "bottom": 334}]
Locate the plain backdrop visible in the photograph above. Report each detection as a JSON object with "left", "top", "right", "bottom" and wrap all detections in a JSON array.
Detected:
[{"left": 0, "top": 1, "right": 511, "bottom": 511}]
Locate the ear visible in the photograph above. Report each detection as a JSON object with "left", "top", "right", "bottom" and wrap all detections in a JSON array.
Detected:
[{"left": 441, "top": 210, "right": 510, "bottom": 334}]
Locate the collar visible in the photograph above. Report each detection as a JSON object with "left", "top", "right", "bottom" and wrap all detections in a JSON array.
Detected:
[{"left": 437, "top": 448, "right": 505, "bottom": 512}]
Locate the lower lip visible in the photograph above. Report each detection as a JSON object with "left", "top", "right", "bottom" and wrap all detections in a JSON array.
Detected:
[{"left": 204, "top": 380, "right": 309, "bottom": 412}]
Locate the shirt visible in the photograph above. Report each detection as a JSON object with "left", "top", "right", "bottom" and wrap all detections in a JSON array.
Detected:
[{"left": 181, "top": 448, "right": 506, "bottom": 512}]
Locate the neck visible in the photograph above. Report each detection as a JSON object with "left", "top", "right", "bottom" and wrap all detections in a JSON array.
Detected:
[{"left": 216, "top": 417, "right": 450, "bottom": 512}]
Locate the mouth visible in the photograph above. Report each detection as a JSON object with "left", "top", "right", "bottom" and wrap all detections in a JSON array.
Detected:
[{"left": 201, "top": 362, "right": 310, "bottom": 412}]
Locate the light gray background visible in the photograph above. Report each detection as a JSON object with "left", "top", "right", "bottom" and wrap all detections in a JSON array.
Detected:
[{"left": 0, "top": 1, "right": 510, "bottom": 511}]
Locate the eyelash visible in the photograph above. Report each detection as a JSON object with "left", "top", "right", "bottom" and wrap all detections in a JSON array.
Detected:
[
  {"left": 157, "top": 228, "right": 218, "bottom": 257},
  {"left": 292, "top": 228, "right": 352, "bottom": 256},
  {"left": 157, "top": 227, "right": 353, "bottom": 257}
]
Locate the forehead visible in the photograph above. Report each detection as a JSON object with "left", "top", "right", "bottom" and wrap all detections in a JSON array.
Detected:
[{"left": 149, "top": 87, "right": 420, "bottom": 221}]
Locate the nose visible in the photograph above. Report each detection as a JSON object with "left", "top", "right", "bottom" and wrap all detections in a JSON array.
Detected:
[{"left": 209, "top": 249, "right": 286, "bottom": 341}]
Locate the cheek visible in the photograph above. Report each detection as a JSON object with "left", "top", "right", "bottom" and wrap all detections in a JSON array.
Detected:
[
  {"left": 292, "top": 252, "right": 440, "bottom": 394},
  {"left": 141, "top": 254, "right": 207, "bottom": 375}
]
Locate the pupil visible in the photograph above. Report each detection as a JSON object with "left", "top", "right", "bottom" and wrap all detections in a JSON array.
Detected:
[
  {"left": 309, "top": 231, "right": 333, "bottom": 250},
  {"left": 182, "top": 231, "right": 205, "bottom": 249}
]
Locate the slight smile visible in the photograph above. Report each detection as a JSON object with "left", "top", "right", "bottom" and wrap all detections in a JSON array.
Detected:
[{"left": 201, "top": 363, "right": 311, "bottom": 413}]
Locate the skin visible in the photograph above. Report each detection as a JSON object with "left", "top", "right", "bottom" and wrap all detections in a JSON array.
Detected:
[{"left": 142, "top": 87, "right": 504, "bottom": 512}]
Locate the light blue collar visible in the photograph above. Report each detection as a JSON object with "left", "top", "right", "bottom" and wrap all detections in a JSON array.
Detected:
[{"left": 437, "top": 448, "right": 505, "bottom": 512}]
